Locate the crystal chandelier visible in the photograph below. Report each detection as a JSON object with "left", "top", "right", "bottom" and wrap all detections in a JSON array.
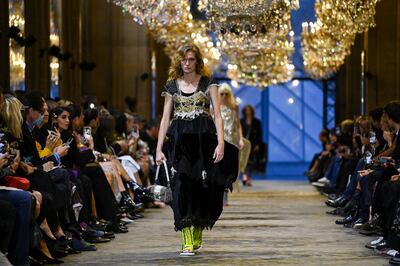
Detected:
[
  {"left": 9, "top": 0, "right": 25, "bottom": 88},
  {"left": 110, "top": 0, "right": 299, "bottom": 86},
  {"left": 206, "top": 0, "right": 298, "bottom": 87},
  {"left": 209, "top": 0, "right": 298, "bottom": 51},
  {"left": 153, "top": 18, "right": 221, "bottom": 71},
  {"left": 302, "top": 0, "right": 380, "bottom": 79},
  {"left": 110, "top": 0, "right": 221, "bottom": 71},
  {"left": 226, "top": 35, "right": 295, "bottom": 87},
  {"left": 109, "top": 0, "right": 189, "bottom": 31}
]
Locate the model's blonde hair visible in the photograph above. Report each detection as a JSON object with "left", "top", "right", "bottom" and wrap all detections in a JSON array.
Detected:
[
  {"left": 1, "top": 95, "right": 23, "bottom": 139},
  {"left": 219, "top": 83, "right": 237, "bottom": 110},
  {"left": 168, "top": 44, "right": 210, "bottom": 80}
]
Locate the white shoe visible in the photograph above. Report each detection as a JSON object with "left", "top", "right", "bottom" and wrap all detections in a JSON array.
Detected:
[
  {"left": 370, "top": 236, "right": 384, "bottom": 245},
  {"left": 317, "top": 177, "right": 330, "bottom": 184},
  {"left": 120, "top": 217, "right": 134, "bottom": 224},
  {"left": 312, "top": 181, "right": 327, "bottom": 188},
  {"left": 180, "top": 249, "right": 195, "bottom": 256}
]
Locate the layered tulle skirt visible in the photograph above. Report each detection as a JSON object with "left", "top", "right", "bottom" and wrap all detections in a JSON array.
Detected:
[{"left": 164, "top": 116, "right": 238, "bottom": 231}]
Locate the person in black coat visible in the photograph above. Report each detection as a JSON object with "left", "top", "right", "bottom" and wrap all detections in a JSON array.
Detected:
[{"left": 240, "top": 105, "right": 265, "bottom": 186}]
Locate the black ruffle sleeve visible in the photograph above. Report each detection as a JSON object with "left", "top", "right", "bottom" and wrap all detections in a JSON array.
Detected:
[{"left": 161, "top": 80, "right": 177, "bottom": 97}]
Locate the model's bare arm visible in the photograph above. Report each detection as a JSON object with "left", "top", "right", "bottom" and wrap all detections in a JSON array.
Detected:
[{"left": 156, "top": 95, "right": 173, "bottom": 165}]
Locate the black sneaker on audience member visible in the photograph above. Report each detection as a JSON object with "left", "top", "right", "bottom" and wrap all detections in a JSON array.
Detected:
[
  {"left": 352, "top": 218, "right": 369, "bottom": 229},
  {"left": 325, "top": 196, "right": 348, "bottom": 208},
  {"left": 335, "top": 214, "right": 356, "bottom": 225}
]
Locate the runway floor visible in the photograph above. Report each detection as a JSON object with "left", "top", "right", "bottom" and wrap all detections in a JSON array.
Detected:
[{"left": 63, "top": 181, "right": 388, "bottom": 265}]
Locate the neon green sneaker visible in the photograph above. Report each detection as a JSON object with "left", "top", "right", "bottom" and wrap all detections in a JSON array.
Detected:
[
  {"left": 180, "top": 227, "right": 195, "bottom": 256},
  {"left": 192, "top": 226, "right": 203, "bottom": 252}
]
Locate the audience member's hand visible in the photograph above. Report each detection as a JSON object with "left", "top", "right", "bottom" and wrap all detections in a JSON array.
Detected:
[
  {"left": 72, "top": 131, "right": 82, "bottom": 146},
  {"left": 46, "top": 132, "right": 60, "bottom": 151},
  {"left": 128, "top": 137, "right": 137, "bottom": 147},
  {"left": 20, "top": 161, "right": 36, "bottom": 175},
  {"left": 116, "top": 140, "right": 129, "bottom": 154},
  {"left": 10, "top": 150, "right": 21, "bottom": 171},
  {"left": 360, "top": 136, "right": 370, "bottom": 146},
  {"left": 358, "top": 169, "right": 374, "bottom": 176},
  {"left": 42, "top": 161, "right": 54, "bottom": 172},
  {"left": 391, "top": 175, "right": 400, "bottom": 182},
  {"left": 87, "top": 135, "right": 94, "bottom": 150},
  {"left": 102, "top": 154, "right": 111, "bottom": 161},
  {"left": 0, "top": 153, "right": 9, "bottom": 168},
  {"left": 54, "top": 145, "right": 69, "bottom": 157},
  {"left": 383, "top": 131, "right": 393, "bottom": 146}
]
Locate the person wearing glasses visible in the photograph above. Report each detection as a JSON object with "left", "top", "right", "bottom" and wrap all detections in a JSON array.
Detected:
[
  {"left": 156, "top": 44, "right": 238, "bottom": 256},
  {"left": 218, "top": 84, "right": 250, "bottom": 205}
]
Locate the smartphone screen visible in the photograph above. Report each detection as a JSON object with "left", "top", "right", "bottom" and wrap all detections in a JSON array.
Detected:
[{"left": 83, "top": 127, "right": 92, "bottom": 137}]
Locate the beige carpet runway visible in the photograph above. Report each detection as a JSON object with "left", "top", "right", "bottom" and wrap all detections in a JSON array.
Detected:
[{"left": 63, "top": 181, "right": 388, "bottom": 265}]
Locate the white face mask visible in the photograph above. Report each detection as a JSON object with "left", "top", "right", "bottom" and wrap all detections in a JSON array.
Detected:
[{"left": 33, "top": 114, "right": 44, "bottom": 127}]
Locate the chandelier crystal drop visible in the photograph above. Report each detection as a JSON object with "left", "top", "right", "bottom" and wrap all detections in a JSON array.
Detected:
[{"left": 302, "top": 0, "right": 380, "bottom": 79}]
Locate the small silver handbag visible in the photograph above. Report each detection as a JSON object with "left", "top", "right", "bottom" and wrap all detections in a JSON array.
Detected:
[{"left": 145, "top": 161, "right": 173, "bottom": 204}]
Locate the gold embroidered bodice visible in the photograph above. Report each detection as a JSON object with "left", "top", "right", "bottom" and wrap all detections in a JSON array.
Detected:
[
  {"left": 161, "top": 76, "right": 218, "bottom": 121},
  {"left": 221, "top": 105, "right": 240, "bottom": 147},
  {"left": 172, "top": 90, "right": 211, "bottom": 121}
]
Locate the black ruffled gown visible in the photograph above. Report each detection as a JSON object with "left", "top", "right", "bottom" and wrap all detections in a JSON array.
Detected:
[{"left": 162, "top": 76, "right": 238, "bottom": 231}]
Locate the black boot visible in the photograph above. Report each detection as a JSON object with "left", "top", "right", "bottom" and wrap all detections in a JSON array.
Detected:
[
  {"left": 126, "top": 180, "right": 146, "bottom": 203},
  {"left": 120, "top": 191, "right": 143, "bottom": 213}
]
